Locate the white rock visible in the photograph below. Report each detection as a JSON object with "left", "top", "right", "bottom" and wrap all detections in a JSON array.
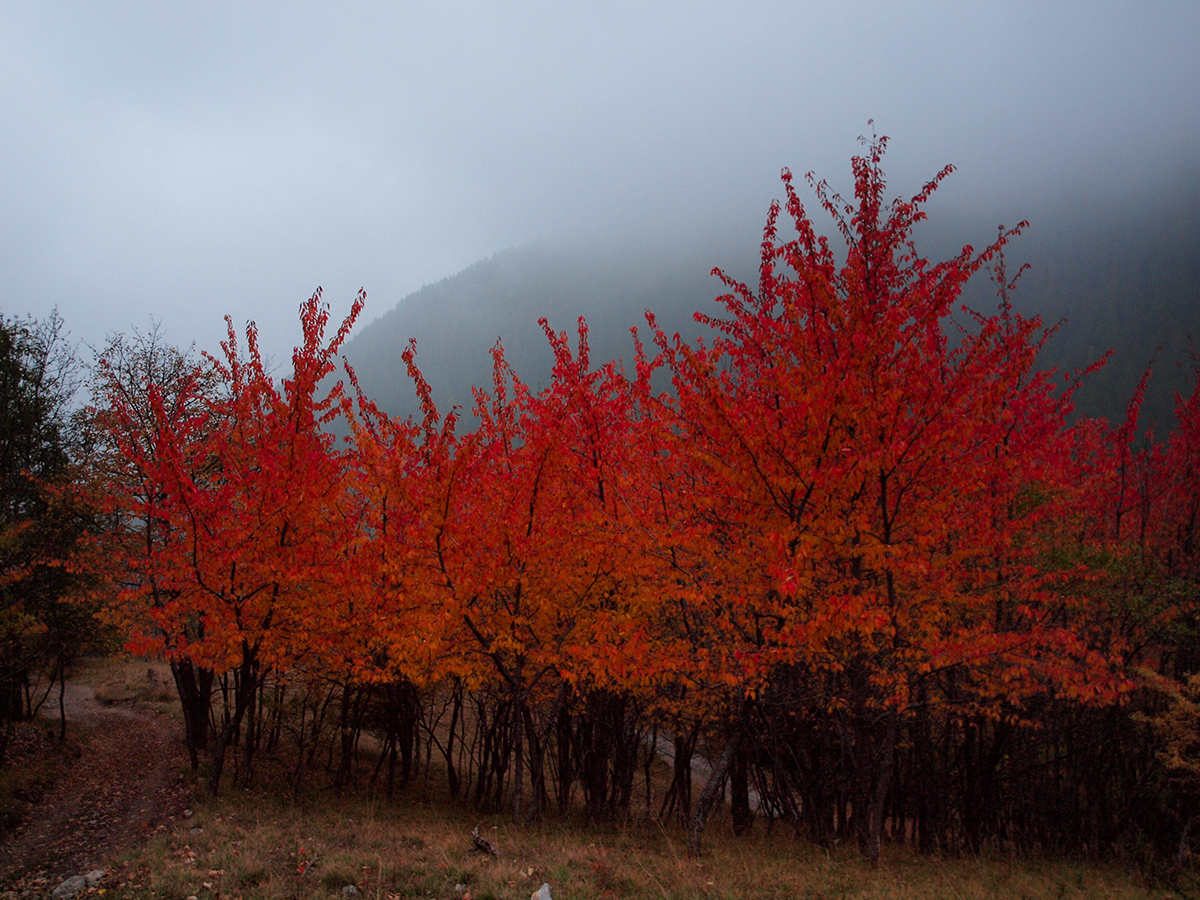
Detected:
[{"left": 531, "top": 883, "right": 552, "bottom": 900}]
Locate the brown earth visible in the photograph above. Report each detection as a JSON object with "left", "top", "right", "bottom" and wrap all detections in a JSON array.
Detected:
[{"left": 0, "top": 681, "right": 192, "bottom": 891}]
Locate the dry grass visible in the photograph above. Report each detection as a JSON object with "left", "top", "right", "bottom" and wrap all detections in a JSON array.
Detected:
[
  {"left": 11, "top": 657, "right": 1182, "bottom": 899},
  {"left": 101, "top": 788, "right": 1177, "bottom": 900},
  {"left": 81, "top": 655, "right": 177, "bottom": 712}
]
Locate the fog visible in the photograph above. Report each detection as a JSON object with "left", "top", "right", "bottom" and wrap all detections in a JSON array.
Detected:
[{"left": 2, "top": 1, "right": 1197, "bottom": 370}]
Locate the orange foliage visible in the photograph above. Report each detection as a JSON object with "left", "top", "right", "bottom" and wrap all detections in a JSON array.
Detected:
[
  {"left": 648, "top": 135, "right": 1132, "bottom": 720},
  {"left": 93, "top": 135, "right": 1200, "bottom": 832}
]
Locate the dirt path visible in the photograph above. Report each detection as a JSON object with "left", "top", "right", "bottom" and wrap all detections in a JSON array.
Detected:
[{"left": 0, "top": 682, "right": 192, "bottom": 888}]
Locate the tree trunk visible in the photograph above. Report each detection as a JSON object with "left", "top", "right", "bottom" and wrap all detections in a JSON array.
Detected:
[
  {"left": 687, "top": 701, "right": 750, "bottom": 857},
  {"left": 730, "top": 734, "right": 753, "bottom": 836},
  {"left": 858, "top": 709, "right": 898, "bottom": 865},
  {"left": 512, "top": 682, "right": 525, "bottom": 821},
  {"left": 555, "top": 696, "right": 574, "bottom": 814},
  {"left": 239, "top": 667, "right": 260, "bottom": 788},
  {"left": 55, "top": 660, "right": 67, "bottom": 742},
  {"left": 661, "top": 722, "right": 698, "bottom": 825},
  {"left": 206, "top": 649, "right": 262, "bottom": 795},
  {"left": 444, "top": 678, "right": 463, "bottom": 799},
  {"left": 334, "top": 681, "right": 356, "bottom": 790},
  {"left": 171, "top": 658, "right": 214, "bottom": 771}
]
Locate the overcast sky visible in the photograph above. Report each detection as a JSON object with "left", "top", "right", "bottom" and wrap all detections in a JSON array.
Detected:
[{"left": 3, "top": 1, "right": 1198, "bottom": 373}]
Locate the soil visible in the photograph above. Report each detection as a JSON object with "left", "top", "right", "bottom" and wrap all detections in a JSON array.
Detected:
[{"left": 0, "top": 681, "right": 192, "bottom": 891}]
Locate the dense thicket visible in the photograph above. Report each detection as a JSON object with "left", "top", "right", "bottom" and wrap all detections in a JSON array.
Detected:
[{"left": 92, "top": 140, "right": 1200, "bottom": 869}]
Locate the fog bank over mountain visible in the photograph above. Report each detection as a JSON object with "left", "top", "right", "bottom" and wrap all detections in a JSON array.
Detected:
[
  {"left": 5, "top": 4, "right": 1197, "bottom": 371},
  {"left": 342, "top": 167, "right": 1200, "bottom": 433},
  {"left": 341, "top": 238, "right": 723, "bottom": 420}
]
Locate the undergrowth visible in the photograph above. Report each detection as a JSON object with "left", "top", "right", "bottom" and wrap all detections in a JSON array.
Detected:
[
  {"left": 101, "top": 786, "right": 1179, "bottom": 900},
  {"left": 6, "top": 656, "right": 1188, "bottom": 899},
  {"left": 0, "top": 720, "right": 87, "bottom": 839}
]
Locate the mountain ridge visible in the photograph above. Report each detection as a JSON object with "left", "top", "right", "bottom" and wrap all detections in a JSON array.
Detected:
[{"left": 342, "top": 175, "right": 1200, "bottom": 432}]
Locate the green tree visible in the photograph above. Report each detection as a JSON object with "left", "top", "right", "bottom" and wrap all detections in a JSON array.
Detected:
[{"left": 0, "top": 309, "right": 99, "bottom": 749}]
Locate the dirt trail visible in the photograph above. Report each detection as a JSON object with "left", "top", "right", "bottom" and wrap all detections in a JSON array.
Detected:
[{"left": 0, "top": 682, "right": 191, "bottom": 886}]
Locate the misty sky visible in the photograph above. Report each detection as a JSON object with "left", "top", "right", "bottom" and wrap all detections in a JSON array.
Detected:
[{"left": 3, "top": 1, "right": 1198, "bottom": 373}]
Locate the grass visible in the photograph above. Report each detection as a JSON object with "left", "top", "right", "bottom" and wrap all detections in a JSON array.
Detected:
[
  {"left": 82, "top": 655, "right": 178, "bottom": 712},
  {"left": 101, "top": 787, "right": 1179, "bottom": 900}
]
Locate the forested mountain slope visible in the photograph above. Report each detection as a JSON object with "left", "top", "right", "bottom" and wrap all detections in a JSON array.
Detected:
[
  {"left": 931, "top": 169, "right": 1200, "bottom": 433},
  {"left": 341, "top": 240, "right": 723, "bottom": 420},
  {"left": 343, "top": 173, "right": 1200, "bottom": 432}
]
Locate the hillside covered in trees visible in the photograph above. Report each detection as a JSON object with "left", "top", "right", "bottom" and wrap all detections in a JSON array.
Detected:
[{"left": 343, "top": 168, "right": 1200, "bottom": 433}]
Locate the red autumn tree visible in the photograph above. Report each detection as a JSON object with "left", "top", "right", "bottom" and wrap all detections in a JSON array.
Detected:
[
  {"left": 391, "top": 318, "right": 665, "bottom": 820},
  {"left": 101, "top": 289, "right": 364, "bottom": 793},
  {"left": 647, "top": 134, "right": 1132, "bottom": 859},
  {"left": 91, "top": 326, "right": 224, "bottom": 768}
]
